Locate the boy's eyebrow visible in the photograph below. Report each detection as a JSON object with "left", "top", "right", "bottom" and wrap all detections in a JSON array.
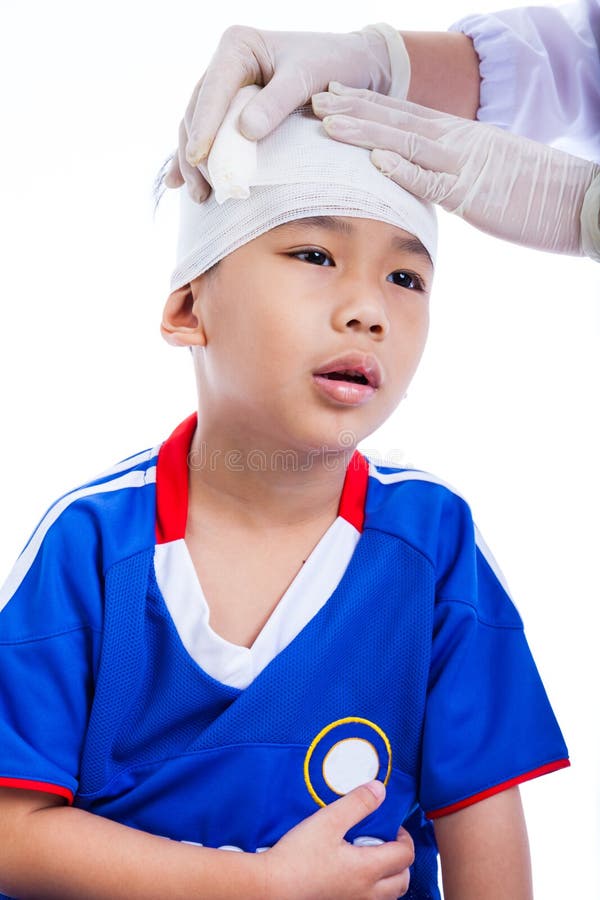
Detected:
[{"left": 272, "top": 215, "right": 432, "bottom": 265}]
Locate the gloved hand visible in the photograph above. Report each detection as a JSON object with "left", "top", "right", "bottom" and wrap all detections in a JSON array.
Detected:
[
  {"left": 311, "top": 83, "right": 600, "bottom": 258},
  {"left": 163, "top": 23, "right": 409, "bottom": 201}
]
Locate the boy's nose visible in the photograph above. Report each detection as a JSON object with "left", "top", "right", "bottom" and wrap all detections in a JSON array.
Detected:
[
  {"left": 333, "top": 295, "right": 390, "bottom": 339},
  {"left": 345, "top": 314, "right": 387, "bottom": 336}
]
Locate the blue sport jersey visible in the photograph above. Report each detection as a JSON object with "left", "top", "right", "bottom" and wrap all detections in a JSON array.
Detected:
[{"left": 0, "top": 413, "right": 569, "bottom": 899}]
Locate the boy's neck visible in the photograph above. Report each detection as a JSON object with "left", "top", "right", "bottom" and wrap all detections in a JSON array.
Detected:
[{"left": 187, "top": 424, "right": 352, "bottom": 532}]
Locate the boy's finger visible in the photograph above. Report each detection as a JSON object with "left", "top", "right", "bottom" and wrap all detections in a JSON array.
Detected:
[
  {"left": 318, "top": 781, "right": 386, "bottom": 835},
  {"left": 378, "top": 870, "right": 411, "bottom": 898},
  {"left": 395, "top": 825, "right": 414, "bottom": 850},
  {"left": 354, "top": 840, "right": 412, "bottom": 898},
  {"left": 366, "top": 835, "right": 414, "bottom": 877}
]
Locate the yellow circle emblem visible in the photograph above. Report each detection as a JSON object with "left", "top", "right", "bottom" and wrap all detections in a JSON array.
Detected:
[{"left": 303, "top": 717, "right": 392, "bottom": 808}]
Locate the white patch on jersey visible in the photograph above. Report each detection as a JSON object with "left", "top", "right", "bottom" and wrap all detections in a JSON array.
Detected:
[
  {"left": 153, "top": 516, "right": 360, "bottom": 690},
  {"left": 366, "top": 462, "right": 513, "bottom": 598},
  {"left": 323, "top": 738, "right": 380, "bottom": 795},
  {"left": 0, "top": 467, "right": 157, "bottom": 614}
]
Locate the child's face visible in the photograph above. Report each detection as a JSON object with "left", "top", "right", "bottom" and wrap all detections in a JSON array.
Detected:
[{"left": 188, "top": 215, "right": 433, "bottom": 453}]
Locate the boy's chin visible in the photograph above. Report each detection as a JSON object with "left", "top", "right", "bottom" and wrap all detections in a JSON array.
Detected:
[{"left": 288, "top": 422, "right": 369, "bottom": 460}]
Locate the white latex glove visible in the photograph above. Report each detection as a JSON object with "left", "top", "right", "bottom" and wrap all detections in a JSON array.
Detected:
[
  {"left": 163, "top": 23, "right": 409, "bottom": 201},
  {"left": 311, "top": 83, "right": 600, "bottom": 259}
]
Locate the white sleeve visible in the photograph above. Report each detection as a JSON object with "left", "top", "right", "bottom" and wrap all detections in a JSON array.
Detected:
[{"left": 449, "top": 1, "right": 600, "bottom": 162}]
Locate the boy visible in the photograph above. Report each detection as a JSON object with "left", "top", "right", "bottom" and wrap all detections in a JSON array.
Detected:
[{"left": 0, "top": 90, "right": 568, "bottom": 899}]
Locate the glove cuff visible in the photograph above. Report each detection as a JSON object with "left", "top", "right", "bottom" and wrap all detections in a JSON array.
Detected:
[
  {"left": 360, "top": 23, "right": 411, "bottom": 99},
  {"left": 581, "top": 172, "right": 600, "bottom": 263}
]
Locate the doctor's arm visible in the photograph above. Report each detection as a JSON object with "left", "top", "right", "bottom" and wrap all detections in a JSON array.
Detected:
[
  {"left": 450, "top": 3, "right": 600, "bottom": 148},
  {"left": 433, "top": 787, "right": 533, "bottom": 900}
]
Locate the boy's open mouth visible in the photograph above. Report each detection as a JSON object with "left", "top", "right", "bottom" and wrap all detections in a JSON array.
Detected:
[
  {"left": 312, "top": 352, "right": 382, "bottom": 406},
  {"left": 312, "top": 353, "right": 382, "bottom": 389},
  {"left": 320, "top": 370, "right": 370, "bottom": 385}
]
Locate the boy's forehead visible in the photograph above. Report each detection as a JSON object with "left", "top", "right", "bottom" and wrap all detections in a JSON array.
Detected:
[{"left": 271, "top": 216, "right": 432, "bottom": 266}]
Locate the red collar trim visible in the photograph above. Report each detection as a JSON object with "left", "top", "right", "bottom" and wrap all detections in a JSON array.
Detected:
[
  {"left": 155, "top": 413, "right": 197, "bottom": 544},
  {"left": 338, "top": 450, "right": 369, "bottom": 532},
  {"left": 155, "top": 412, "right": 368, "bottom": 543}
]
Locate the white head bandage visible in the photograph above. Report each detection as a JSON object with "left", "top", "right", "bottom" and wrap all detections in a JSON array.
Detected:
[{"left": 170, "top": 85, "right": 437, "bottom": 292}]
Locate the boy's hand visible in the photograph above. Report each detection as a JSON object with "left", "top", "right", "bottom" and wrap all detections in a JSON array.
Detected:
[{"left": 260, "top": 780, "right": 413, "bottom": 899}]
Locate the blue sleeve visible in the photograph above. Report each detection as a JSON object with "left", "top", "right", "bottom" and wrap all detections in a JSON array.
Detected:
[
  {"left": 0, "top": 498, "right": 104, "bottom": 803},
  {"left": 419, "top": 497, "right": 569, "bottom": 818}
]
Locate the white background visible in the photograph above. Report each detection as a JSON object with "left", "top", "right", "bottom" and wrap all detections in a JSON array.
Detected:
[{"left": 1, "top": 1, "right": 598, "bottom": 896}]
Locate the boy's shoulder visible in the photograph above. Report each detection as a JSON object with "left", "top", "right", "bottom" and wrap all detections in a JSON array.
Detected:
[
  {"left": 0, "top": 440, "right": 161, "bottom": 636},
  {"left": 361, "top": 452, "right": 483, "bottom": 568},
  {"left": 13, "top": 441, "right": 160, "bottom": 576},
  {"left": 362, "top": 452, "right": 474, "bottom": 526},
  {"left": 361, "top": 452, "right": 515, "bottom": 620}
]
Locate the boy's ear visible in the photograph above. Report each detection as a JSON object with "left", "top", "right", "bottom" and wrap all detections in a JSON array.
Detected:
[{"left": 160, "top": 284, "right": 207, "bottom": 348}]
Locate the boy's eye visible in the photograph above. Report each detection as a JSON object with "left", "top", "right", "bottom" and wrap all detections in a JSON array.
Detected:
[
  {"left": 390, "top": 271, "right": 423, "bottom": 291},
  {"left": 291, "top": 249, "right": 333, "bottom": 266},
  {"left": 288, "top": 249, "right": 425, "bottom": 291}
]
